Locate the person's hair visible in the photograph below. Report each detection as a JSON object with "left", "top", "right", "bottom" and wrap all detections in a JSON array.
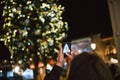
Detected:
[{"left": 67, "top": 52, "right": 114, "bottom": 80}]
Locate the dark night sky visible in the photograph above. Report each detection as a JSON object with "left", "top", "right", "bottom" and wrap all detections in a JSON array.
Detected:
[{"left": 59, "top": 0, "right": 113, "bottom": 40}]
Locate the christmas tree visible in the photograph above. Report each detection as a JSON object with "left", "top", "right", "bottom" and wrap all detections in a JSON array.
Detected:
[{"left": 0, "top": 0, "right": 68, "bottom": 65}]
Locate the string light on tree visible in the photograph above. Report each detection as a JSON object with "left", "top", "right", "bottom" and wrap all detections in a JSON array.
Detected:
[{"left": 1, "top": 0, "right": 69, "bottom": 65}]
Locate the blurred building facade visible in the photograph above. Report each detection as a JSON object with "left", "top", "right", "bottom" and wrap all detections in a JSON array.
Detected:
[
  {"left": 72, "top": 34, "right": 117, "bottom": 63},
  {"left": 107, "top": 0, "right": 120, "bottom": 63}
]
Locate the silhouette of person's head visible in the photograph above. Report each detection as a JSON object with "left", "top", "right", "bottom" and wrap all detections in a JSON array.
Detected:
[{"left": 67, "top": 52, "right": 114, "bottom": 80}]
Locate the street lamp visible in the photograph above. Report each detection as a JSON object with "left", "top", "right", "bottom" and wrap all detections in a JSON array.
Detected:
[{"left": 91, "top": 43, "right": 96, "bottom": 50}]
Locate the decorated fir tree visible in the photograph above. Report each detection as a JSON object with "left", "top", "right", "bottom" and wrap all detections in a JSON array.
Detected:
[{"left": 1, "top": 0, "right": 68, "bottom": 66}]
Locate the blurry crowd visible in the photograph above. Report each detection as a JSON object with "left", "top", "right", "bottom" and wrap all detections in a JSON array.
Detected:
[
  {"left": 1, "top": 41, "right": 120, "bottom": 80},
  {"left": 43, "top": 47, "right": 120, "bottom": 80}
]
